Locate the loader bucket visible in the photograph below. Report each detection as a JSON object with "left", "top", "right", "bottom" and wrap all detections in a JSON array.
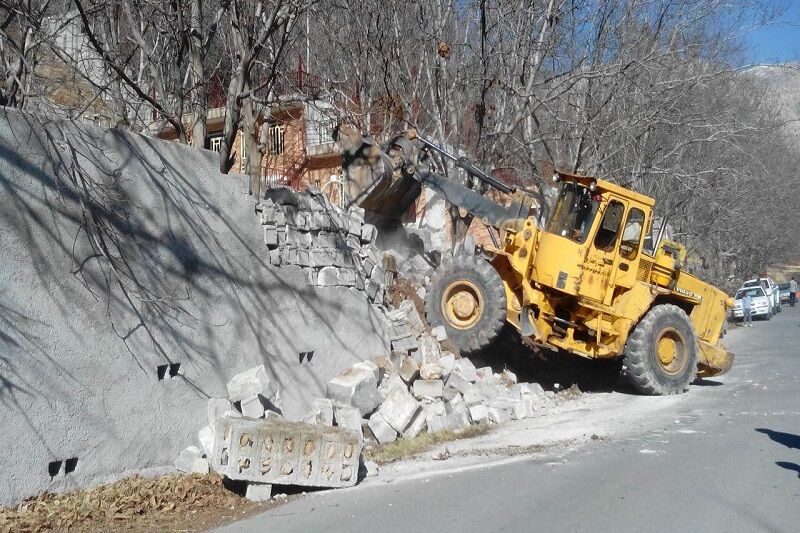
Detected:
[{"left": 696, "top": 339, "right": 734, "bottom": 377}]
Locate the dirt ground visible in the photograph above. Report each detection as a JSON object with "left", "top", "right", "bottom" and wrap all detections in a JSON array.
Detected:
[{"left": 0, "top": 473, "right": 285, "bottom": 533}]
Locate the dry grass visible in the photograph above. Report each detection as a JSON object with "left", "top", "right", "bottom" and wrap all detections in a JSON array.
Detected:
[
  {"left": 366, "top": 425, "right": 491, "bottom": 465},
  {"left": 0, "top": 473, "right": 274, "bottom": 533}
]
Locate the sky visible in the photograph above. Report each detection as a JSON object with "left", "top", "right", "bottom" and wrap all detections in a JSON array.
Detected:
[{"left": 743, "top": 3, "right": 800, "bottom": 64}]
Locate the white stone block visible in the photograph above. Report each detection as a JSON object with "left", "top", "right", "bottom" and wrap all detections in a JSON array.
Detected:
[
  {"left": 378, "top": 384, "right": 421, "bottom": 433},
  {"left": 198, "top": 425, "right": 215, "bottom": 457},
  {"left": 446, "top": 370, "right": 473, "bottom": 395},
  {"left": 468, "top": 404, "right": 489, "bottom": 424},
  {"left": 367, "top": 411, "right": 398, "bottom": 444},
  {"left": 333, "top": 403, "right": 363, "bottom": 439},
  {"left": 420, "top": 362, "right": 444, "bottom": 380},
  {"left": 507, "top": 398, "right": 532, "bottom": 420},
  {"left": 454, "top": 358, "right": 478, "bottom": 382},
  {"left": 326, "top": 366, "right": 381, "bottom": 416},
  {"left": 431, "top": 325, "right": 448, "bottom": 342},
  {"left": 412, "top": 379, "right": 444, "bottom": 399},
  {"left": 175, "top": 446, "right": 203, "bottom": 473},
  {"left": 240, "top": 394, "right": 266, "bottom": 418},
  {"left": 226, "top": 365, "right": 273, "bottom": 402},
  {"left": 402, "top": 409, "right": 427, "bottom": 439},
  {"left": 245, "top": 482, "right": 273, "bottom": 502},
  {"left": 208, "top": 398, "right": 235, "bottom": 425}
]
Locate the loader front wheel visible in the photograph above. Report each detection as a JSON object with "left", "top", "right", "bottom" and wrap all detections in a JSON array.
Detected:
[
  {"left": 425, "top": 255, "right": 507, "bottom": 354},
  {"left": 623, "top": 304, "right": 697, "bottom": 395}
]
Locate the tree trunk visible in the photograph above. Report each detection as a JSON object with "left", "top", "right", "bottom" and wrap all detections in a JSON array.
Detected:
[{"left": 188, "top": 0, "right": 207, "bottom": 147}]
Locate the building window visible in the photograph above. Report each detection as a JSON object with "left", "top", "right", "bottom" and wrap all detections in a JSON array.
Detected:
[
  {"left": 209, "top": 135, "right": 223, "bottom": 152},
  {"left": 267, "top": 123, "right": 285, "bottom": 155}
]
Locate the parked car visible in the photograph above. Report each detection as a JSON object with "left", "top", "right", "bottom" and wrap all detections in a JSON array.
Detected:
[
  {"left": 778, "top": 282, "right": 792, "bottom": 305},
  {"left": 732, "top": 286, "right": 773, "bottom": 320},
  {"left": 741, "top": 277, "right": 781, "bottom": 314}
]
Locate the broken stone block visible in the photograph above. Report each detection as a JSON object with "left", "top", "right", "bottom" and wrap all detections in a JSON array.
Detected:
[
  {"left": 208, "top": 398, "right": 235, "bottom": 425},
  {"left": 326, "top": 366, "right": 382, "bottom": 416},
  {"left": 378, "top": 373, "right": 405, "bottom": 402},
  {"left": 226, "top": 365, "right": 274, "bottom": 403},
  {"left": 369, "top": 264, "right": 386, "bottom": 285},
  {"left": 431, "top": 325, "right": 448, "bottom": 342},
  {"left": 318, "top": 266, "right": 340, "bottom": 286},
  {"left": 442, "top": 386, "right": 460, "bottom": 402},
  {"left": 363, "top": 460, "right": 379, "bottom": 478},
  {"left": 445, "top": 393, "right": 466, "bottom": 415},
  {"left": 525, "top": 397, "right": 542, "bottom": 414},
  {"left": 241, "top": 394, "right": 266, "bottom": 418},
  {"left": 519, "top": 382, "right": 547, "bottom": 400},
  {"left": 349, "top": 206, "right": 365, "bottom": 223},
  {"left": 475, "top": 367, "right": 494, "bottom": 383},
  {"left": 246, "top": 482, "right": 273, "bottom": 502},
  {"left": 420, "top": 362, "right": 444, "bottom": 380},
  {"left": 175, "top": 446, "right": 203, "bottom": 473},
  {"left": 192, "top": 457, "right": 210, "bottom": 474},
  {"left": 400, "top": 300, "right": 425, "bottom": 334},
  {"left": 412, "top": 379, "right": 444, "bottom": 399},
  {"left": 468, "top": 404, "right": 489, "bottom": 424},
  {"left": 507, "top": 399, "right": 531, "bottom": 420},
  {"left": 365, "top": 279, "right": 382, "bottom": 302},
  {"left": 391, "top": 333, "right": 418, "bottom": 354},
  {"left": 418, "top": 334, "right": 442, "bottom": 364},
  {"left": 454, "top": 358, "right": 478, "bottom": 382},
  {"left": 438, "top": 353, "right": 456, "bottom": 378},
  {"left": 361, "top": 223, "right": 378, "bottom": 243},
  {"left": 487, "top": 402, "right": 510, "bottom": 424},
  {"left": 353, "top": 360, "right": 381, "bottom": 382},
  {"left": 378, "top": 384, "right": 422, "bottom": 433},
  {"left": 463, "top": 388, "right": 483, "bottom": 407},
  {"left": 373, "top": 355, "right": 398, "bottom": 378},
  {"left": 310, "top": 398, "right": 335, "bottom": 425},
  {"left": 398, "top": 357, "right": 420, "bottom": 383},
  {"left": 427, "top": 411, "right": 470, "bottom": 433},
  {"left": 212, "top": 417, "right": 361, "bottom": 488},
  {"left": 402, "top": 409, "right": 427, "bottom": 439},
  {"left": 332, "top": 403, "right": 363, "bottom": 439},
  {"left": 367, "top": 411, "right": 397, "bottom": 444},
  {"left": 446, "top": 370, "right": 474, "bottom": 395},
  {"left": 199, "top": 425, "right": 215, "bottom": 457}
]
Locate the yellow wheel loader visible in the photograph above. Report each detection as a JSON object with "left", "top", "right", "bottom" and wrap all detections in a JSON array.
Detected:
[{"left": 339, "top": 128, "right": 735, "bottom": 395}]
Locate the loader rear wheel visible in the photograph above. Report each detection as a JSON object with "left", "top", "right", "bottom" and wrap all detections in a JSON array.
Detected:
[
  {"left": 425, "top": 255, "right": 506, "bottom": 354},
  {"left": 623, "top": 304, "right": 697, "bottom": 395}
]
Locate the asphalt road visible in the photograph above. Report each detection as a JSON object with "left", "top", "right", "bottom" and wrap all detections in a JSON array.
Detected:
[{"left": 219, "top": 307, "right": 800, "bottom": 533}]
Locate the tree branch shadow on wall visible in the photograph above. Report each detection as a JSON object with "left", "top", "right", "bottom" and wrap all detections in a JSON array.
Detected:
[{"left": 0, "top": 110, "right": 384, "bottom": 436}]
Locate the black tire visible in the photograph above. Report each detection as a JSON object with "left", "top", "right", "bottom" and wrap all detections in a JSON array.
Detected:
[
  {"left": 425, "top": 255, "right": 506, "bottom": 354},
  {"left": 764, "top": 309, "right": 772, "bottom": 321},
  {"left": 623, "top": 304, "right": 698, "bottom": 395}
]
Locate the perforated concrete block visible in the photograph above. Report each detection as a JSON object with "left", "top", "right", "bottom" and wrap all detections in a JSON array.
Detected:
[{"left": 212, "top": 417, "right": 361, "bottom": 488}]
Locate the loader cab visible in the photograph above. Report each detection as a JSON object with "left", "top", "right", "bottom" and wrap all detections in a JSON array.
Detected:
[{"left": 535, "top": 172, "right": 654, "bottom": 304}]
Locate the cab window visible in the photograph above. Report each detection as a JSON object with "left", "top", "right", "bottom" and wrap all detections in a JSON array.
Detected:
[
  {"left": 620, "top": 208, "right": 645, "bottom": 259},
  {"left": 594, "top": 200, "right": 624, "bottom": 250}
]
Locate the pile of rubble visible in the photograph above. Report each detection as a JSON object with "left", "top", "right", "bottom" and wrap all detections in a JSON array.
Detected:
[
  {"left": 175, "top": 364, "right": 362, "bottom": 502},
  {"left": 315, "top": 300, "right": 557, "bottom": 445},
  {"left": 256, "top": 187, "right": 391, "bottom": 303}
]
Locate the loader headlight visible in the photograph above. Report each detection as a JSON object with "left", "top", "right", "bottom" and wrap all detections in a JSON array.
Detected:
[
  {"left": 552, "top": 174, "right": 561, "bottom": 183},
  {"left": 589, "top": 181, "right": 597, "bottom": 192}
]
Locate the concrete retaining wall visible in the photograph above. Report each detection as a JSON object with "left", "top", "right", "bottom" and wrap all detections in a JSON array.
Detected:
[{"left": 0, "top": 108, "right": 388, "bottom": 505}]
